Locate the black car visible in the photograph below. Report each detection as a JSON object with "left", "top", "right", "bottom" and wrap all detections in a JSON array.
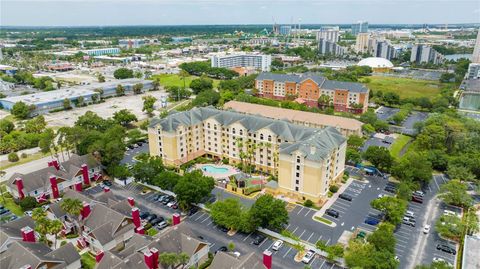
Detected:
[
  {"left": 0, "top": 208, "right": 10, "bottom": 215},
  {"left": 252, "top": 234, "right": 266, "bottom": 245},
  {"left": 137, "top": 142, "right": 143, "bottom": 146},
  {"left": 145, "top": 214, "right": 157, "bottom": 222},
  {"left": 384, "top": 187, "right": 396, "bottom": 193},
  {"left": 436, "top": 244, "right": 456, "bottom": 255},
  {"left": 188, "top": 206, "right": 198, "bottom": 216},
  {"left": 218, "top": 226, "right": 229, "bottom": 233},
  {"left": 325, "top": 209, "right": 339, "bottom": 218},
  {"left": 140, "top": 212, "right": 150, "bottom": 219},
  {"left": 150, "top": 217, "right": 162, "bottom": 226},
  {"left": 215, "top": 246, "right": 228, "bottom": 254},
  {"left": 103, "top": 180, "right": 112, "bottom": 186},
  {"left": 128, "top": 144, "right": 135, "bottom": 149},
  {"left": 339, "top": 193, "right": 353, "bottom": 201}
]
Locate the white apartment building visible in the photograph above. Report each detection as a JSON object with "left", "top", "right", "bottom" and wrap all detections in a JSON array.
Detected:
[
  {"left": 211, "top": 53, "right": 271, "bottom": 71},
  {"left": 316, "top": 27, "right": 340, "bottom": 43}
]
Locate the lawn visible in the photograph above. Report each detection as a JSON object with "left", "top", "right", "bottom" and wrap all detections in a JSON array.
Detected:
[
  {"left": 0, "top": 185, "right": 24, "bottom": 216},
  {"left": 0, "top": 151, "right": 49, "bottom": 170},
  {"left": 80, "top": 253, "right": 96, "bottom": 269},
  {"left": 389, "top": 134, "right": 412, "bottom": 159},
  {"left": 151, "top": 74, "right": 220, "bottom": 89},
  {"left": 362, "top": 76, "right": 449, "bottom": 100}
]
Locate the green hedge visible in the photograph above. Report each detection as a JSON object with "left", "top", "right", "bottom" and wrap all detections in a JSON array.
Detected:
[{"left": 243, "top": 185, "right": 261, "bottom": 195}]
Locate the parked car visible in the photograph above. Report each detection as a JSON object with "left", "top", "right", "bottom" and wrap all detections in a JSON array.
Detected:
[
  {"left": 443, "top": 210, "right": 458, "bottom": 217},
  {"left": 170, "top": 203, "right": 178, "bottom": 209},
  {"left": 140, "top": 212, "right": 150, "bottom": 219},
  {"left": 162, "top": 196, "right": 174, "bottom": 205},
  {"left": 302, "top": 250, "right": 315, "bottom": 264},
  {"left": 414, "top": 190, "right": 425, "bottom": 197},
  {"left": 167, "top": 201, "right": 176, "bottom": 208},
  {"left": 436, "top": 244, "right": 456, "bottom": 255},
  {"left": 188, "top": 206, "right": 198, "bottom": 216},
  {"left": 423, "top": 224, "right": 431, "bottom": 234},
  {"left": 215, "top": 246, "right": 228, "bottom": 254},
  {"left": 339, "top": 193, "right": 353, "bottom": 201},
  {"left": 218, "top": 226, "right": 229, "bottom": 233},
  {"left": 150, "top": 217, "right": 163, "bottom": 226},
  {"left": 103, "top": 180, "right": 112, "bottom": 187},
  {"left": 405, "top": 211, "right": 415, "bottom": 218},
  {"left": 232, "top": 251, "right": 241, "bottom": 258},
  {"left": 128, "top": 145, "right": 135, "bottom": 149},
  {"left": 25, "top": 211, "right": 33, "bottom": 217},
  {"left": 157, "top": 221, "right": 168, "bottom": 230},
  {"left": 152, "top": 194, "right": 162, "bottom": 201},
  {"left": 325, "top": 209, "right": 339, "bottom": 218},
  {"left": 272, "top": 240, "right": 284, "bottom": 251},
  {"left": 145, "top": 214, "right": 157, "bottom": 222},
  {"left": 252, "top": 234, "right": 266, "bottom": 245},
  {"left": 384, "top": 186, "right": 396, "bottom": 193},
  {"left": 412, "top": 195, "right": 423, "bottom": 203},
  {"left": 364, "top": 217, "right": 380, "bottom": 226},
  {"left": 0, "top": 208, "right": 10, "bottom": 215},
  {"left": 402, "top": 218, "right": 416, "bottom": 227}
]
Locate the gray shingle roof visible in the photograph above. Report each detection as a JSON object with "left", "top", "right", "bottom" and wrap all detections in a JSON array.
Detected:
[
  {"left": 209, "top": 251, "right": 266, "bottom": 269},
  {"left": 150, "top": 107, "right": 346, "bottom": 161},
  {"left": 256, "top": 72, "right": 368, "bottom": 93}
]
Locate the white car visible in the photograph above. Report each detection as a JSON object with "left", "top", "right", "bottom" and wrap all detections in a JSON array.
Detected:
[
  {"left": 405, "top": 210, "right": 415, "bottom": 218},
  {"left": 378, "top": 194, "right": 385, "bottom": 198},
  {"left": 443, "top": 210, "right": 458, "bottom": 217},
  {"left": 413, "top": 190, "right": 425, "bottom": 197},
  {"left": 433, "top": 257, "right": 453, "bottom": 267},
  {"left": 302, "top": 250, "right": 315, "bottom": 264},
  {"left": 423, "top": 224, "right": 431, "bottom": 234},
  {"left": 167, "top": 201, "right": 176, "bottom": 208},
  {"left": 272, "top": 240, "right": 284, "bottom": 251},
  {"left": 25, "top": 210, "right": 33, "bottom": 216},
  {"left": 232, "top": 251, "right": 241, "bottom": 258}
]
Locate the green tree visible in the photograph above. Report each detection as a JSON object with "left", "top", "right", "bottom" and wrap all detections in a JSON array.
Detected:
[
  {"left": 131, "top": 156, "right": 164, "bottom": 183},
  {"left": 179, "top": 70, "right": 189, "bottom": 90},
  {"left": 363, "top": 146, "right": 394, "bottom": 171},
  {"left": 393, "top": 152, "right": 433, "bottom": 184},
  {"left": 249, "top": 194, "right": 289, "bottom": 231},
  {"left": 113, "top": 109, "right": 137, "bottom": 126},
  {"left": 227, "top": 242, "right": 235, "bottom": 252},
  {"left": 116, "top": 85, "right": 125, "bottom": 96},
  {"left": 133, "top": 83, "right": 143, "bottom": 94},
  {"left": 113, "top": 68, "right": 134, "bottom": 79},
  {"left": 370, "top": 196, "right": 407, "bottom": 225},
  {"left": 151, "top": 171, "right": 181, "bottom": 191},
  {"left": 367, "top": 222, "right": 396, "bottom": 253},
  {"left": 11, "top": 101, "right": 31, "bottom": 119},
  {"left": 19, "top": 196, "right": 38, "bottom": 210},
  {"left": 97, "top": 74, "right": 105, "bottom": 83},
  {"left": 210, "top": 198, "right": 248, "bottom": 231},
  {"left": 173, "top": 170, "right": 215, "bottom": 209},
  {"left": 435, "top": 214, "right": 463, "bottom": 241},
  {"left": 347, "top": 135, "right": 364, "bottom": 149},
  {"left": 142, "top": 95, "right": 157, "bottom": 116},
  {"left": 438, "top": 179, "right": 472, "bottom": 208},
  {"left": 192, "top": 89, "right": 220, "bottom": 107},
  {"left": 159, "top": 252, "right": 178, "bottom": 269},
  {"left": 49, "top": 219, "right": 64, "bottom": 249},
  {"left": 190, "top": 77, "right": 213, "bottom": 94},
  {"left": 0, "top": 119, "right": 14, "bottom": 134},
  {"left": 63, "top": 98, "right": 72, "bottom": 110},
  {"left": 110, "top": 164, "right": 132, "bottom": 181},
  {"left": 24, "top": 116, "right": 46, "bottom": 133}
]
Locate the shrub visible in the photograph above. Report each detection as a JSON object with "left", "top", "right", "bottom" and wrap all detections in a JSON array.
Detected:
[
  {"left": 65, "top": 233, "right": 79, "bottom": 239},
  {"left": 21, "top": 153, "right": 28, "bottom": 158},
  {"left": 303, "top": 199, "right": 314, "bottom": 208},
  {"left": 19, "top": 196, "right": 38, "bottom": 210},
  {"left": 329, "top": 185, "right": 339, "bottom": 193},
  {"left": 60, "top": 240, "right": 67, "bottom": 246},
  {"left": 243, "top": 185, "right": 262, "bottom": 195},
  {"left": 8, "top": 152, "right": 19, "bottom": 162},
  {"left": 222, "top": 158, "right": 229, "bottom": 165}
]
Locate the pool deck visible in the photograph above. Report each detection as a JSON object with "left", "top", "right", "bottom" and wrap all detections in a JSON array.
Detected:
[{"left": 195, "top": 164, "right": 240, "bottom": 179}]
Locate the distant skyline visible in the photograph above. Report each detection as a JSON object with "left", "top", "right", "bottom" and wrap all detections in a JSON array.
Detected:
[{"left": 1, "top": 0, "right": 479, "bottom": 27}]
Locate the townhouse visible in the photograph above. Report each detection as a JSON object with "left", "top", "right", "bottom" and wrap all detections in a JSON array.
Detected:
[
  {"left": 210, "top": 251, "right": 268, "bottom": 269},
  {"left": 0, "top": 216, "right": 36, "bottom": 253},
  {"left": 96, "top": 223, "right": 210, "bottom": 269},
  {"left": 255, "top": 72, "right": 370, "bottom": 114},
  {"left": 148, "top": 107, "right": 346, "bottom": 203},
  {"left": 6, "top": 154, "right": 102, "bottom": 200},
  {"left": 0, "top": 240, "right": 80, "bottom": 269}
]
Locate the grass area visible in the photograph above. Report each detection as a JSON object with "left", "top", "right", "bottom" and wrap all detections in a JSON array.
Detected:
[
  {"left": 80, "top": 253, "right": 96, "bottom": 269},
  {"left": 146, "top": 227, "right": 158, "bottom": 236},
  {"left": 0, "top": 151, "right": 49, "bottom": 170},
  {"left": 389, "top": 134, "right": 412, "bottom": 158},
  {"left": 0, "top": 185, "right": 24, "bottom": 216},
  {"left": 362, "top": 76, "right": 450, "bottom": 100},
  {"left": 314, "top": 216, "right": 333, "bottom": 225},
  {"left": 151, "top": 74, "right": 220, "bottom": 89},
  {"left": 280, "top": 229, "right": 301, "bottom": 241}
]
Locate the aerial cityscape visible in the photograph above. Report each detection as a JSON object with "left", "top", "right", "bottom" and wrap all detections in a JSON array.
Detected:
[{"left": 0, "top": 1, "right": 479, "bottom": 269}]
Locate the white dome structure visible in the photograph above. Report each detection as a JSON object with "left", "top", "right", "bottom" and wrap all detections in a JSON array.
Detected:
[{"left": 357, "top": 57, "right": 394, "bottom": 69}]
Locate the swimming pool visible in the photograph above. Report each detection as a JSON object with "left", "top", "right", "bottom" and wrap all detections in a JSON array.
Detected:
[{"left": 202, "top": 165, "right": 229, "bottom": 174}]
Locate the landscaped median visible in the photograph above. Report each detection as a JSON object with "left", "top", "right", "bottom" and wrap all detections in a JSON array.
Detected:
[{"left": 313, "top": 216, "right": 337, "bottom": 227}]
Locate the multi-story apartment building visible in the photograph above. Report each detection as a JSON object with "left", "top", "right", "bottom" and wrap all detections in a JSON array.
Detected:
[
  {"left": 211, "top": 53, "right": 271, "bottom": 71},
  {"left": 355, "top": 34, "right": 397, "bottom": 60},
  {"left": 316, "top": 26, "right": 340, "bottom": 43},
  {"left": 119, "top": 39, "right": 146, "bottom": 49},
  {"left": 255, "top": 72, "right": 369, "bottom": 114},
  {"left": 318, "top": 38, "right": 345, "bottom": 56},
  {"left": 355, "top": 33, "right": 370, "bottom": 54},
  {"left": 472, "top": 28, "right": 480, "bottom": 64},
  {"left": 410, "top": 44, "right": 444, "bottom": 64},
  {"left": 148, "top": 107, "right": 347, "bottom": 203},
  {"left": 351, "top": 21, "right": 369, "bottom": 36},
  {"left": 466, "top": 63, "right": 480, "bottom": 80}
]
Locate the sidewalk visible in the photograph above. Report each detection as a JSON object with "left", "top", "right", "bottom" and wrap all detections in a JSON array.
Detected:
[{"left": 314, "top": 177, "right": 355, "bottom": 219}]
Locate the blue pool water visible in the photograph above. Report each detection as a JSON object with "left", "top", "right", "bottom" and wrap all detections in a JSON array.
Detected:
[{"left": 202, "top": 165, "right": 229, "bottom": 174}]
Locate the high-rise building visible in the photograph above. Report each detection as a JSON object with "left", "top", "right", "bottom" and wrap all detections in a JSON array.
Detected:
[
  {"left": 279, "top": 25, "right": 292, "bottom": 35},
  {"left": 410, "top": 44, "right": 444, "bottom": 64},
  {"left": 355, "top": 33, "right": 370, "bottom": 53},
  {"left": 472, "top": 29, "right": 480, "bottom": 64},
  {"left": 316, "top": 26, "right": 340, "bottom": 43},
  {"left": 318, "top": 38, "right": 345, "bottom": 56},
  {"left": 351, "top": 21, "right": 369, "bottom": 36},
  {"left": 466, "top": 63, "right": 480, "bottom": 80},
  {"left": 119, "top": 39, "right": 146, "bottom": 49},
  {"left": 374, "top": 41, "right": 397, "bottom": 60},
  {"left": 211, "top": 53, "right": 271, "bottom": 71}
]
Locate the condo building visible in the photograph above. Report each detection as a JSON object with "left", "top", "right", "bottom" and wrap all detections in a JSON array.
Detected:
[
  {"left": 254, "top": 72, "right": 369, "bottom": 114},
  {"left": 316, "top": 27, "right": 340, "bottom": 43},
  {"left": 148, "top": 107, "right": 347, "bottom": 203},
  {"left": 410, "top": 44, "right": 444, "bottom": 64},
  {"left": 351, "top": 21, "right": 369, "bottom": 36},
  {"left": 211, "top": 53, "right": 271, "bottom": 71},
  {"left": 318, "top": 38, "right": 345, "bottom": 56}
]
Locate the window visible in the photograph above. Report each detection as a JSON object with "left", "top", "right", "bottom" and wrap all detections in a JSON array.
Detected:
[
  {"left": 296, "top": 172, "right": 300, "bottom": 177},
  {"left": 296, "top": 165, "right": 300, "bottom": 170},
  {"left": 232, "top": 128, "right": 236, "bottom": 134},
  {"left": 295, "top": 187, "right": 299, "bottom": 191},
  {"left": 260, "top": 134, "right": 264, "bottom": 140},
  {"left": 268, "top": 135, "right": 272, "bottom": 142},
  {"left": 295, "top": 180, "right": 299, "bottom": 184}
]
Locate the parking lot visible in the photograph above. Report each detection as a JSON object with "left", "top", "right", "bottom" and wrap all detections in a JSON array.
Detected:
[
  {"left": 376, "top": 106, "right": 399, "bottom": 121},
  {"left": 361, "top": 133, "right": 395, "bottom": 153}
]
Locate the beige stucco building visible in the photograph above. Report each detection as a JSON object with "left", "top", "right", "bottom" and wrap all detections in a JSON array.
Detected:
[{"left": 148, "top": 107, "right": 346, "bottom": 203}]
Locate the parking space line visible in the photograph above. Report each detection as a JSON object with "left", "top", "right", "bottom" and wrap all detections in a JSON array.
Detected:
[
  {"left": 316, "top": 234, "right": 323, "bottom": 243},
  {"left": 291, "top": 226, "right": 299, "bottom": 234},
  {"left": 243, "top": 232, "right": 253, "bottom": 242},
  {"left": 319, "top": 259, "right": 326, "bottom": 269},
  {"left": 297, "top": 207, "right": 305, "bottom": 215},
  {"left": 396, "top": 248, "right": 405, "bottom": 253},
  {"left": 194, "top": 213, "right": 206, "bottom": 221},
  {"left": 306, "top": 232, "right": 315, "bottom": 242},
  {"left": 282, "top": 247, "right": 292, "bottom": 258},
  {"left": 258, "top": 239, "right": 268, "bottom": 248},
  {"left": 200, "top": 216, "right": 210, "bottom": 223},
  {"left": 298, "top": 229, "right": 306, "bottom": 238}
]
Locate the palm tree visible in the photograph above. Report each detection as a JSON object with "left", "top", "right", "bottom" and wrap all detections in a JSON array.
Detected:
[
  {"left": 179, "top": 70, "right": 189, "bottom": 90},
  {"left": 48, "top": 219, "right": 63, "bottom": 249},
  {"left": 35, "top": 217, "right": 50, "bottom": 244},
  {"left": 60, "top": 198, "right": 83, "bottom": 234}
]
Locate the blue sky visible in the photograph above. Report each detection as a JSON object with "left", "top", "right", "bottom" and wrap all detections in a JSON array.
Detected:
[{"left": 1, "top": 0, "right": 479, "bottom": 26}]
